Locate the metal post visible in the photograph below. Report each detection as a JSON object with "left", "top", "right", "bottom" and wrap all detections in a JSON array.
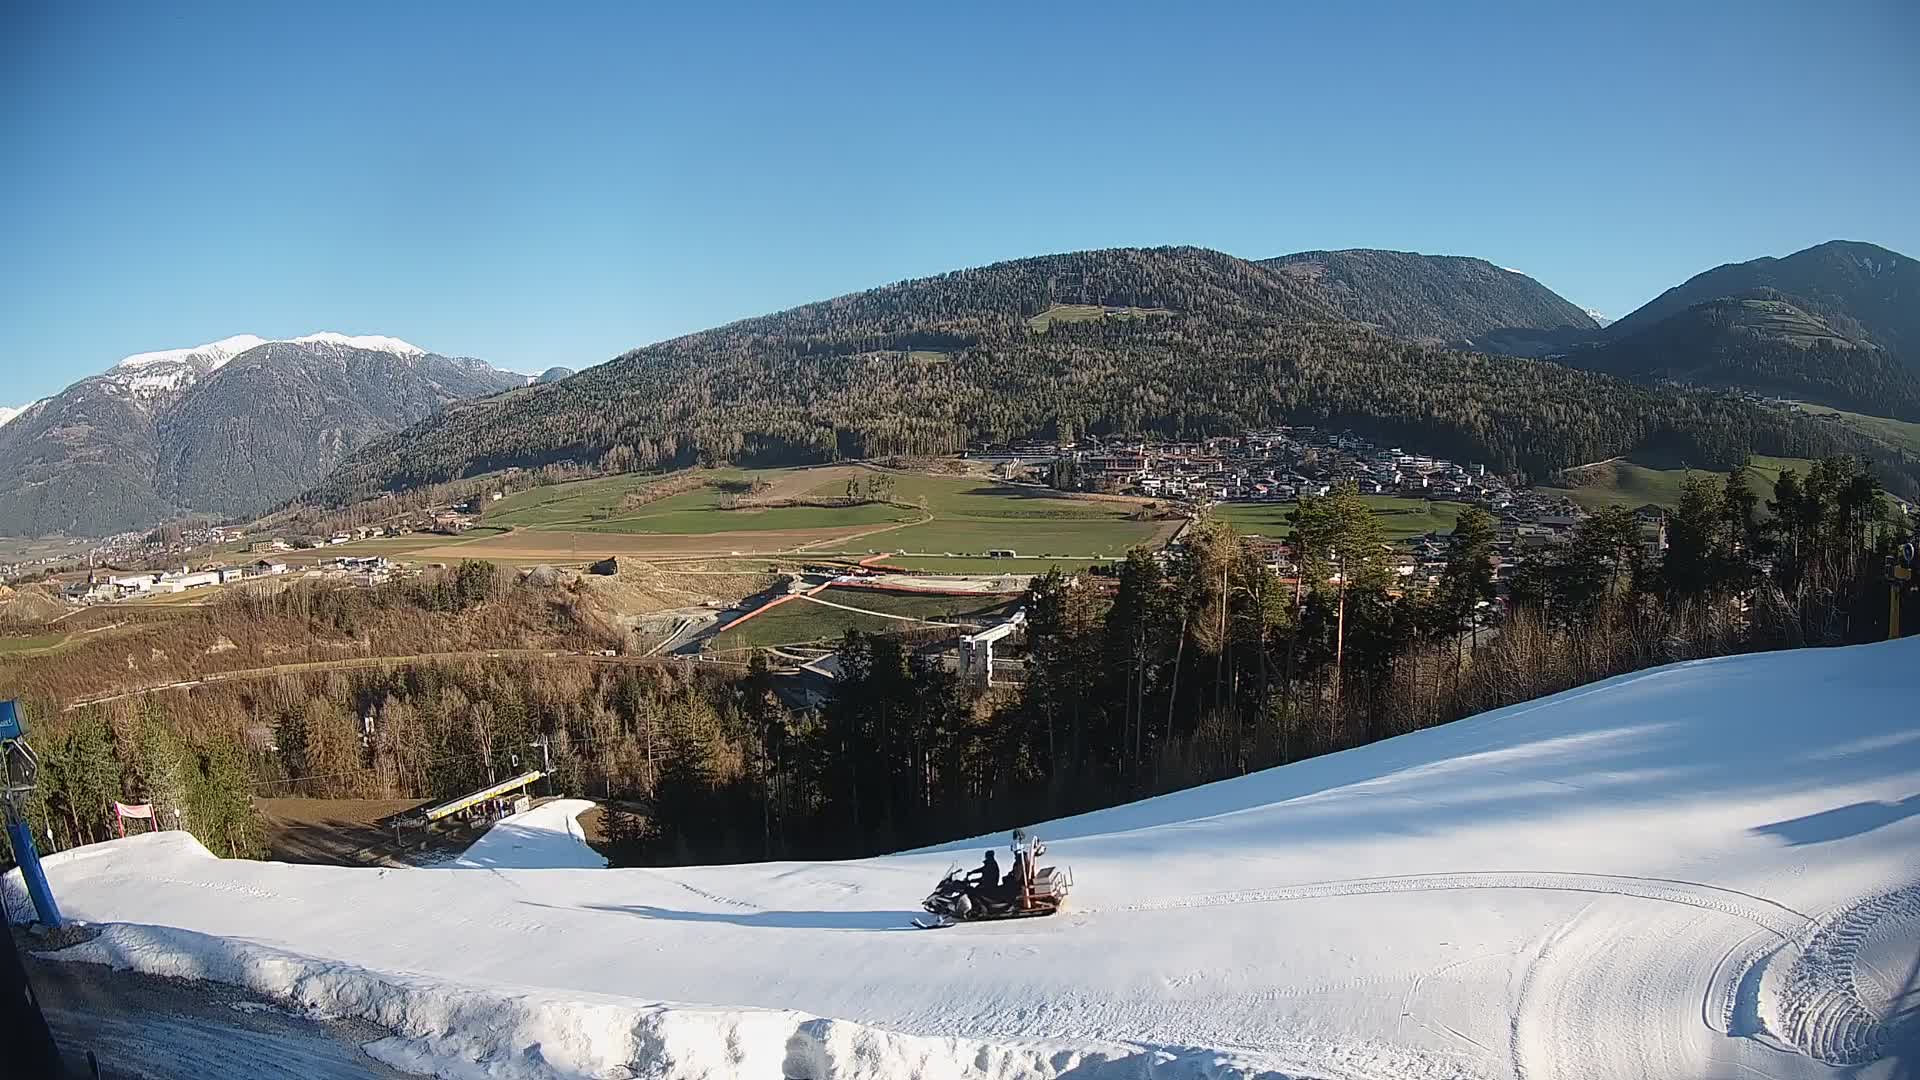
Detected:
[
  {"left": 3, "top": 820, "right": 60, "bottom": 929},
  {"left": 1, "top": 701, "right": 61, "bottom": 928}
]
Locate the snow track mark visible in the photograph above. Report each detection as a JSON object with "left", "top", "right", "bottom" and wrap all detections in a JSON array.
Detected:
[
  {"left": 641, "top": 868, "right": 762, "bottom": 909},
  {"left": 1097, "top": 871, "right": 1810, "bottom": 935},
  {"left": 1765, "top": 882, "right": 1920, "bottom": 1065}
]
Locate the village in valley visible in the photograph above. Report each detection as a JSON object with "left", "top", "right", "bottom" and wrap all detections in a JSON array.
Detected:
[
  {"left": 988, "top": 424, "right": 1649, "bottom": 591},
  {"left": 5, "top": 424, "right": 1661, "bottom": 618}
]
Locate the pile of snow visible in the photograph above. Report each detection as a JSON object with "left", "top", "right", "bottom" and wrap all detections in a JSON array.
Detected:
[
  {"left": 446, "top": 799, "right": 607, "bottom": 870},
  {"left": 13, "top": 640, "right": 1919, "bottom": 1079}
]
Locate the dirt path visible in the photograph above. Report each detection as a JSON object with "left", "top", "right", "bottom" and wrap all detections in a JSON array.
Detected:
[
  {"left": 424, "top": 525, "right": 883, "bottom": 562},
  {"left": 792, "top": 510, "right": 934, "bottom": 552}
]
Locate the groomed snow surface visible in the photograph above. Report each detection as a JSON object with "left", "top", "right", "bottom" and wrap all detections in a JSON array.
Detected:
[{"left": 12, "top": 639, "right": 1919, "bottom": 1079}]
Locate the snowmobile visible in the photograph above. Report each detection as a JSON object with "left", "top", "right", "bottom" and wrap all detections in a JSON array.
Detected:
[{"left": 915, "top": 829, "right": 1072, "bottom": 928}]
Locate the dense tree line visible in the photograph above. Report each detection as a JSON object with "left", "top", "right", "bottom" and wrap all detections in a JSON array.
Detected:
[
  {"left": 305, "top": 247, "right": 1920, "bottom": 510},
  {"left": 0, "top": 562, "right": 615, "bottom": 711},
  {"left": 7, "top": 460, "right": 1910, "bottom": 872},
  {"left": 10, "top": 699, "right": 263, "bottom": 860},
  {"left": 1563, "top": 296, "right": 1920, "bottom": 422},
  {"left": 1259, "top": 249, "right": 1599, "bottom": 343}
]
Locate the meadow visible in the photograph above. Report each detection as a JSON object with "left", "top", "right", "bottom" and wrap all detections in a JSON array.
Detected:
[
  {"left": 1211, "top": 496, "right": 1469, "bottom": 542},
  {"left": 1792, "top": 405, "right": 1920, "bottom": 456},
  {"left": 1543, "top": 455, "right": 1816, "bottom": 511}
]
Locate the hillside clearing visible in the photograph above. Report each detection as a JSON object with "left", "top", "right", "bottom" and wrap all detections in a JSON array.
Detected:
[
  {"left": 1025, "top": 302, "right": 1177, "bottom": 331},
  {"left": 1794, "top": 403, "right": 1920, "bottom": 456},
  {"left": 1543, "top": 454, "right": 1817, "bottom": 511}
]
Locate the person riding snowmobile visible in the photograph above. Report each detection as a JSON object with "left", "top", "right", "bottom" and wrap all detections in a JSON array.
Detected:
[{"left": 975, "top": 850, "right": 1000, "bottom": 890}]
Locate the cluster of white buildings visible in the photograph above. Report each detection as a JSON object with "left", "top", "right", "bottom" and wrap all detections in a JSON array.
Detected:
[
  {"left": 75, "top": 559, "right": 290, "bottom": 601},
  {"left": 68, "top": 552, "right": 398, "bottom": 603}
]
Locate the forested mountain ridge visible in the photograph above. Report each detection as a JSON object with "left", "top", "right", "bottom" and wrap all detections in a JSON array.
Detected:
[
  {"left": 307, "top": 246, "right": 1920, "bottom": 507},
  {"left": 1261, "top": 248, "right": 1599, "bottom": 351},
  {"left": 1606, "top": 240, "right": 1918, "bottom": 365},
  {"left": 0, "top": 336, "right": 527, "bottom": 536},
  {"left": 1557, "top": 295, "right": 1920, "bottom": 421}
]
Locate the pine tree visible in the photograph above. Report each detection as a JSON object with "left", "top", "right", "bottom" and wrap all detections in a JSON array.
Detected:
[
  {"left": 188, "top": 734, "right": 265, "bottom": 858},
  {"left": 1439, "top": 506, "right": 1498, "bottom": 636},
  {"left": 1288, "top": 483, "right": 1391, "bottom": 595},
  {"left": 1662, "top": 476, "right": 1727, "bottom": 602}
]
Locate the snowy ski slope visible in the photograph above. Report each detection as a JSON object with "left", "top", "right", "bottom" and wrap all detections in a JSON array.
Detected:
[{"left": 14, "top": 639, "right": 1919, "bottom": 1079}]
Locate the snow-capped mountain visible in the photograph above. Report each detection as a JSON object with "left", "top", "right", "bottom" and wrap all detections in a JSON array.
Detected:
[
  {"left": 0, "top": 333, "right": 528, "bottom": 536},
  {"left": 107, "top": 334, "right": 273, "bottom": 397},
  {"left": 1584, "top": 307, "right": 1614, "bottom": 327},
  {"left": 102, "top": 333, "right": 436, "bottom": 398},
  {"left": 0, "top": 403, "right": 28, "bottom": 429}
]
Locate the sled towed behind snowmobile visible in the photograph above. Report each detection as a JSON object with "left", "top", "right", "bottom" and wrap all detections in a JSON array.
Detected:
[{"left": 916, "top": 829, "right": 1072, "bottom": 928}]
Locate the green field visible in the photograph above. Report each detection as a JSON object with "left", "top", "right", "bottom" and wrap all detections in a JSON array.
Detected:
[
  {"left": 486, "top": 470, "right": 917, "bottom": 535},
  {"left": 710, "top": 601, "right": 899, "bottom": 650},
  {"left": 710, "top": 587, "right": 1017, "bottom": 651},
  {"left": 881, "top": 516, "right": 1160, "bottom": 557},
  {"left": 808, "top": 473, "right": 1168, "bottom": 556},
  {"left": 811, "top": 588, "right": 1019, "bottom": 622},
  {"left": 487, "top": 473, "right": 753, "bottom": 528},
  {"left": 1542, "top": 460, "right": 1695, "bottom": 511},
  {"left": 1211, "top": 496, "right": 1470, "bottom": 542},
  {"left": 1544, "top": 455, "right": 1817, "bottom": 512},
  {"left": 587, "top": 499, "right": 913, "bottom": 535},
  {"left": 1744, "top": 455, "right": 1819, "bottom": 486},
  {"left": 341, "top": 467, "right": 1178, "bottom": 569},
  {"left": 1793, "top": 405, "right": 1920, "bottom": 457},
  {"left": 815, "top": 473, "right": 1131, "bottom": 519},
  {"left": 485, "top": 473, "right": 681, "bottom": 527}
]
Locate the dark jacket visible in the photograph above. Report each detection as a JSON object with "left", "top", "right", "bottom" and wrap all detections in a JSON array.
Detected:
[{"left": 978, "top": 851, "right": 1001, "bottom": 890}]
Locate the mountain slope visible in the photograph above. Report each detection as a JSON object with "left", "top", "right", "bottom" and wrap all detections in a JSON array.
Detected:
[
  {"left": 1608, "top": 240, "right": 1919, "bottom": 363},
  {"left": 308, "top": 246, "right": 1912, "bottom": 507},
  {"left": 0, "top": 336, "right": 525, "bottom": 536},
  {"left": 1262, "top": 248, "right": 1599, "bottom": 352},
  {"left": 1561, "top": 295, "right": 1920, "bottom": 420},
  {"left": 0, "top": 383, "right": 177, "bottom": 537},
  {"left": 154, "top": 341, "right": 531, "bottom": 517},
  {"left": 33, "top": 639, "right": 1920, "bottom": 1079}
]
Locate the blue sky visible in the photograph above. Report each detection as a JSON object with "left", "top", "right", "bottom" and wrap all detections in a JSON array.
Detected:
[{"left": 4, "top": 2, "right": 1916, "bottom": 402}]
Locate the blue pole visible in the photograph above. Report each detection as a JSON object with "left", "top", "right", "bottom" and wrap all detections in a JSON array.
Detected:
[{"left": 5, "top": 820, "right": 61, "bottom": 928}]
